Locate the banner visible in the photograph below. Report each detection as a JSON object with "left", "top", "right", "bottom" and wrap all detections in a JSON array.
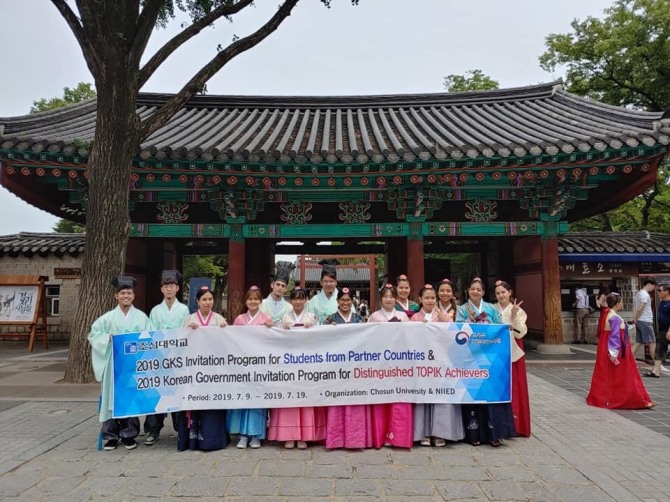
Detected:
[{"left": 112, "top": 322, "right": 510, "bottom": 418}]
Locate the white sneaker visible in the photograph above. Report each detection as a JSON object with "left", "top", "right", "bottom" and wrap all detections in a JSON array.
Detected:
[
  {"left": 249, "top": 436, "right": 261, "bottom": 449},
  {"left": 661, "top": 365, "right": 670, "bottom": 373},
  {"left": 236, "top": 436, "right": 249, "bottom": 449}
]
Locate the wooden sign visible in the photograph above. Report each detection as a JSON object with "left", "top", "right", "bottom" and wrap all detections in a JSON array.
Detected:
[
  {"left": 54, "top": 268, "right": 81, "bottom": 279},
  {"left": 0, "top": 275, "right": 48, "bottom": 351}
]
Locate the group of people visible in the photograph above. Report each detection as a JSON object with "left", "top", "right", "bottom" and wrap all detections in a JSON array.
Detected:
[{"left": 88, "top": 259, "right": 531, "bottom": 453}]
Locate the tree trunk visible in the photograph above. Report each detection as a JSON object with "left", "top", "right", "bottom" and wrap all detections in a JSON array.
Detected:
[{"left": 64, "top": 78, "right": 138, "bottom": 383}]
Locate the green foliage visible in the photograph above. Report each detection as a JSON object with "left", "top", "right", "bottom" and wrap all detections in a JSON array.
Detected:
[
  {"left": 539, "top": 0, "right": 670, "bottom": 112},
  {"left": 53, "top": 219, "right": 85, "bottom": 233},
  {"left": 443, "top": 70, "right": 500, "bottom": 92},
  {"left": 183, "top": 255, "right": 227, "bottom": 284},
  {"left": 31, "top": 83, "right": 96, "bottom": 114}
]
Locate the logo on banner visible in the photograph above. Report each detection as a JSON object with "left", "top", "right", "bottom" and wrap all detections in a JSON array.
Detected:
[
  {"left": 124, "top": 342, "right": 138, "bottom": 355},
  {"left": 455, "top": 331, "right": 469, "bottom": 345}
]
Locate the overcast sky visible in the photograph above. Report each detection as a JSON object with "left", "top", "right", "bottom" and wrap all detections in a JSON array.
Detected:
[{"left": 0, "top": 0, "right": 614, "bottom": 235}]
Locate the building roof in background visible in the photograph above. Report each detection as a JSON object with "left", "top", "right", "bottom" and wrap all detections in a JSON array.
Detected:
[
  {"left": 0, "top": 232, "right": 85, "bottom": 257},
  {"left": 294, "top": 266, "right": 371, "bottom": 284}
]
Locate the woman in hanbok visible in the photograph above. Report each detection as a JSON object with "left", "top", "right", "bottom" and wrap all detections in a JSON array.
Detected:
[
  {"left": 494, "top": 280, "right": 531, "bottom": 438},
  {"left": 177, "top": 286, "right": 229, "bottom": 452},
  {"left": 395, "top": 274, "right": 420, "bottom": 319},
  {"left": 456, "top": 277, "right": 514, "bottom": 447},
  {"left": 411, "top": 283, "right": 464, "bottom": 447},
  {"left": 269, "top": 287, "right": 326, "bottom": 449},
  {"left": 324, "top": 287, "right": 373, "bottom": 449},
  {"left": 228, "top": 286, "right": 274, "bottom": 448},
  {"left": 367, "top": 284, "right": 412, "bottom": 448},
  {"left": 436, "top": 278, "right": 457, "bottom": 321},
  {"left": 586, "top": 293, "right": 654, "bottom": 409}
]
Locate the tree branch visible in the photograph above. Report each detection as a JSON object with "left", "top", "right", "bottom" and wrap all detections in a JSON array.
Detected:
[
  {"left": 51, "top": 0, "right": 94, "bottom": 68},
  {"left": 138, "top": 0, "right": 300, "bottom": 139},
  {"left": 129, "top": 0, "right": 166, "bottom": 70},
  {"left": 138, "top": 0, "right": 256, "bottom": 88}
]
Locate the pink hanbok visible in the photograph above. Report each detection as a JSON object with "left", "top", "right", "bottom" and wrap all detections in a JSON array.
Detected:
[
  {"left": 367, "top": 308, "right": 413, "bottom": 448},
  {"left": 268, "top": 310, "right": 327, "bottom": 442}
]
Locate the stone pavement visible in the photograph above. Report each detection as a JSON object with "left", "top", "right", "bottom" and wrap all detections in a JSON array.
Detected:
[{"left": 1, "top": 341, "right": 670, "bottom": 501}]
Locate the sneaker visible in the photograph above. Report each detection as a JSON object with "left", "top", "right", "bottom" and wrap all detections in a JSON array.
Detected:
[
  {"left": 121, "top": 438, "right": 137, "bottom": 450},
  {"left": 144, "top": 434, "right": 157, "bottom": 446},
  {"left": 103, "top": 439, "right": 118, "bottom": 451},
  {"left": 236, "top": 436, "right": 249, "bottom": 449},
  {"left": 661, "top": 366, "right": 670, "bottom": 373},
  {"left": 284, "top": 441, "right": 295, "bottom": 449},
  {"left": 296, "top": 441, "right": 307, "bottom": 450},
  {"left": 249, "top": 437, "right": 261, "bottom": 449}
]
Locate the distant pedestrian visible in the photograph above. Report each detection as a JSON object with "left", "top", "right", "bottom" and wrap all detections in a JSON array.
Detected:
[
  {"left": 88, "top": 276, "right": 150, "bottom": 451},
  {"left": 653, "top": 284, "right": 670, "bottom": 376},
  {"left": 572, "top": 285, "right": 590, "bottom": 344},
  {"left": 632, "top": 277, "right": 657, "bottom": 374}
]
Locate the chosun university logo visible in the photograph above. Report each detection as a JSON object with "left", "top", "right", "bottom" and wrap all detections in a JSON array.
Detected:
[{"left": 455, "top": 331, "right": 469, "bottom": 345}]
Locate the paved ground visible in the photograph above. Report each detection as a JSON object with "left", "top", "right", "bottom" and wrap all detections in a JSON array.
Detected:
[{"left": 1, "top": 341, "right": 670, "bottom": 501}]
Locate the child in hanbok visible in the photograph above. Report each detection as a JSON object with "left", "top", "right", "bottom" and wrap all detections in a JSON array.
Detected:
[
  {"left": 269, "top": 287, "right": 325, "bottom": 449},
  {"left": 228, "top": 286, "right": 274, "bottom": 449},
  {"left": 178, "top": 285, "right": 229, "bottom": 451},
  {"left": 324, "top": 287, "right": 373, "bottom": 449},
  {"left": 412, "top": 283, "right": 463, "bottom": 447},
  {"left": 88, "top": 275, "right": 150, "bottom": 451},
  {"left": 395, "top": 274, "right": 420, "bottom": 319},
  {"left": 367, "top": 284, "right": 412, "bottom": 448},
  {"left": 494, "top": 280, "right": 531, "bottom": 437},
  {"left": 457, "top": 277, "right": 514, "bottom": 447},
  {"left": 586, "top": 293, "right": 654, "bottom": 409}
]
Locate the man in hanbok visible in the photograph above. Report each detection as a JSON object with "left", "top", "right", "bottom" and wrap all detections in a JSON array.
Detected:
[
  {"left": 143, "top": 269, "right": 190, "bottom": 446},
  {"left": 306, "top": 259, "right": 339, "bottom": 323},
  {"left": 88, "top": 276, "right": 151, "bottom": 451},
  {"left": 260, "top": 261, "right": 295, "bottom": 324}
]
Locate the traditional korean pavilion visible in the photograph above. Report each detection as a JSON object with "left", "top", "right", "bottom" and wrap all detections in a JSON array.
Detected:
[{"left": 1, "top": 81, "right": 668, "bottom": 351}]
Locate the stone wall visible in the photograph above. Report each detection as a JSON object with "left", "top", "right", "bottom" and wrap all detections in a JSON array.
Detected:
[{"left": 0, "top": 255, "right": 81, "bottom": 341}]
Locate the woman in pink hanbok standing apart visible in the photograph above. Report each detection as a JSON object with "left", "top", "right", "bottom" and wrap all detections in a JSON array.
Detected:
[
  {"left": 324, "top": 287, "right": 372, "bottom": 449},
  {"left": 411, "top": 283, "right": 464, "bottom": 447},
  {"left": 367, "top": 284, "right": 412, "bottom": 448},
  {"left": 268, "top": 287, "right": 326, "bottom": 449}
]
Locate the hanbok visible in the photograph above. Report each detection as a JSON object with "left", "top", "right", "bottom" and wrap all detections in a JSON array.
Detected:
[
  {"left": 324, "top": 311, "right": 373, "bottom": 449},
  {"left": 307, "top": 289, "right": 339, "bottom": 324},
  {"left": 456, "top": 301, "right": 515, "bottom": 444},
  {"left": 586, "top": 310, "right": 653, "bottom": 409},
  {"left": 88, "top": 305, "right": 150, "bottom": 440},
  {"left": 146, "top": 299, "right": 190, "bottom": 435},
  {"left": 367, "top": 309, "right": 413, "bottom": 448},
  {"left": 260, "top": 295, "right": 293, "bottom": 325},
  {"left": 495, "top": 302, "right": 531, "bottom": 437},
  {"left": 268, "top": 309, "right": 326, "bottom": 443},
  {"left": 394, "top": 299, "right": 420, "bottom": 319},
  {"left": 226, "top": 311, "right": 273, "bottom": 439},
  {"left": 411, "top": 309, "right": 464, "bottom": 442},
  {"left": 177, "top": 310, "right": 230, "bottom": 451}
]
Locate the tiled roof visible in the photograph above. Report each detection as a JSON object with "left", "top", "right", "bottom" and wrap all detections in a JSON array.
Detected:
[
  {"left": 558, "top": 231, "right": 670, "bottom": 254},
  {"left": 2, "top": 82, "right": 668, "bottom": 165},
  {"left": 0, "top": 232, "right": 86, "bottom": 257},
  {"left": 294, "top": 267, "right": 371, "bottom": 284}
]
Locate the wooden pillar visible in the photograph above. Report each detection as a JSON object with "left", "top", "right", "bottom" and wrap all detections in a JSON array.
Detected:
[
  {"left": 537, "top": 222, "right": 571, "bottom": 354},
  {"left": 385, "top": 238, "right": 407, "bottom": 285},
  {"left": 227, "top": 225, "right": 245, "bottom": 323},
  {"left": 369, "top": 255, "right": 377, "bottom": 312},
  {"left": 407, "top": 223, "right": 424, "bottom": 300}
]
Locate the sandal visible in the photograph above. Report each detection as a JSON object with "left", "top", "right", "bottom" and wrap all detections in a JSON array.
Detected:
[
  {"left": 419, "top": 437, "right": 431, "bottom": 447},
  {"left": 433, "top": 438, "right": 446, "bottom": 447},
  {"left": 284, "top": 441, "right": 295, "bottom": 449},
  {"left": 490, "top": 439, "right": 502, "bottom": 447},
  {"left": 296, "top": 441, "right": 307, "bottom": 450},
  {"left": 471, "top": 441, "right": 481, "bottom": 447}
]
